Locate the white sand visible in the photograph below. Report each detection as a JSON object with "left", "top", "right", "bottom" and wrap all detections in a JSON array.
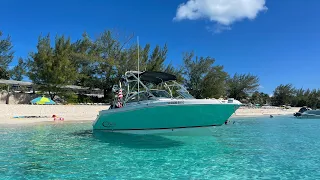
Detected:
[
  {"left": 0, "top": 104, "right": 110, "bottom": 125},
  {"left": 233, "top": 107, "right": 300, "bottom": 117},
  {"left": 0, "top": 104, "right": 300, "bottom": 125}
]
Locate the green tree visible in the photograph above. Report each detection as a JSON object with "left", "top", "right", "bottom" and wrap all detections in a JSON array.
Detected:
[
  {"left": 250, "top": 91, "right": 270, "bottom": 105},
  {"left": 89, "top": 30, "right": 133, "bottom": 99},
  {"left": 117, "top": 44, "right": 150, "bottom": 76},
  {"left": 27, "top": 34, "right": 78, "bottom": 99},
  {"left": 146, "top": 44, "right": 168, "bottom": 71},
  {"left": 275, "top": 86, "right": 320, "bottom": 108},
  {"left": 118, "top": 43, "right": 169, "bottom": 74},
  {"left": 183, "top": 52, "right": 227, "bottom": 99},
  {"left": 306, "top": 89, "right": 320, "bottom": 109},
  {"left": 291, "top": 88, "right": 307, "bottom": 107},
  {"left": 0, "top": 31, "right": 14, "bottom": 79},
  {"left": 10, "top": 57, "right": 26, "bottom": 81},
  {"left": 272, "top": 84, "right": 295, "bottom": 106},
  {"left": 261, "top": 92, "right": 271, "bottom": 105},
  {"left": 71, "top": 32, "right": 97, "bottom": 88},
  {"left": 70, "top": 31, "right": 172, "bottom": 101},
  {"left": 140, "top": 44, "right": 151, "bottom": 71},
  {"left": 163, "top": 63, "right": 184, "bottom": 83},
  {"left": 70, "top": 31, "right": 166, "bottom": 101},
  {"left": 250, "top": 91, "right": 262, "bottom": 104},
  {"left": 200, "top": 65, "right": 228, "bottom": 98},
  {"left": 227, "top": 73, "right": 260, "bottom": 100}
]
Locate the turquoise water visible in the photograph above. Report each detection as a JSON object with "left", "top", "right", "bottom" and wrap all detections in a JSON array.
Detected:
[{"left": 1, "top": 116, "right": 320, "bottom": 179}]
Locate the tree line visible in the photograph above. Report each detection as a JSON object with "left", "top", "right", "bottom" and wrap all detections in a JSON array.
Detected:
[
  {"left": 272, "top": 84, "right": 320, "bottom": 109},
  {"left": 0, "top": 30, "right": 319, "bottom": 107}
]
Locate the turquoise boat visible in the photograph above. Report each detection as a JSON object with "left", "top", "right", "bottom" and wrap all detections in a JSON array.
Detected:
[{"left": 93, "top": 71, "right": 241, "bottom": 135}]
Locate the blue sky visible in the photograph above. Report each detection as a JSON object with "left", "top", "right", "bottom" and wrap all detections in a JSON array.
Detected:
[{"left": 1, "top": 0, "right": 319, "bottom": 94}]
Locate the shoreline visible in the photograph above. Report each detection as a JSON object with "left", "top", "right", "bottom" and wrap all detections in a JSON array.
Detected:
[
  {"left": 232, "top": 107, "right": 298, "bottom": 117},
  {"left": 0, "top": 105, "right": 300, "bottom": 125}
]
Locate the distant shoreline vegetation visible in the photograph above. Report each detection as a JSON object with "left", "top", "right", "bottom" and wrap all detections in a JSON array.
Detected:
[{"left": 0, "top": 30, "right": 319, "bottom": 108}]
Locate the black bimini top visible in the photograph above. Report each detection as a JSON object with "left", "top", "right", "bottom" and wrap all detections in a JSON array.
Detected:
[{"left": 129, "top": 71, "right": 177, "bottom": 84}]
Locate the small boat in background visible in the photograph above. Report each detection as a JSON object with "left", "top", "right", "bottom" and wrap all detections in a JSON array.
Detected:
[{"left": 294, "top": 107, "right": 320, "bottom": 118}]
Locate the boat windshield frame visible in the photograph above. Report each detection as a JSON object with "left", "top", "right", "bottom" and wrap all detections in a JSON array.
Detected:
[{"left": 122, "top": 71, "right": 194, "bottom": 104}]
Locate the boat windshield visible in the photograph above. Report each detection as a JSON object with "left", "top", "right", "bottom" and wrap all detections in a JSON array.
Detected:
[
  {"left": 126, "top": 92, "right": 150, "bottom": 103},
  {"left": 150, "top": 90, "right": 171, "bottom": 98},
  {"left": 177, "top": 90, "right": 194, "bottom": 99},
  {"left": 120, "top": 71, "right": 196, "bottom": 105}
]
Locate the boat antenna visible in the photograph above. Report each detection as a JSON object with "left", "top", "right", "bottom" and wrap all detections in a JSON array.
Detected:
[{"left": 137, "top": 36, "right": 140, "bottom": 102}]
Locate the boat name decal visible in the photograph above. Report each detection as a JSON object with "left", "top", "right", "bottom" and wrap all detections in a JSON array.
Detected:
[
  {"left": 102, "top": 121, "right": 116, "bottom": 128},
  {"left": 168, "top": 101, "right": 184, "bottom": 105}
]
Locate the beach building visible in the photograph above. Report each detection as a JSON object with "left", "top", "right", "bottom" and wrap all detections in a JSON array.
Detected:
[{"left": 0, "top": 79, "right": 103, "bottom": 104}]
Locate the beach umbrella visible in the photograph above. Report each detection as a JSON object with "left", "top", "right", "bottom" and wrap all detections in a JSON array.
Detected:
[{"left": 31, "top": 96, "right": 56, "bottom": 105}]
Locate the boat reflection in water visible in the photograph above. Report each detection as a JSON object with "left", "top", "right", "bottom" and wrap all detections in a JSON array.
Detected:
[{"left": 92, "top": 130, "right": 184, "bottom": 149}]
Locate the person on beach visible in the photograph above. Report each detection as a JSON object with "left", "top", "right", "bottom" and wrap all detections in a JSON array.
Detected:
[{"left": 52, "top": 115, "right": 64, "bottom": 121}]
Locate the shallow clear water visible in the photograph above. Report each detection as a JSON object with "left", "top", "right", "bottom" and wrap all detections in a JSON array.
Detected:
[{"left": 1, "top": 116, "right": 320, "bottom": 179}]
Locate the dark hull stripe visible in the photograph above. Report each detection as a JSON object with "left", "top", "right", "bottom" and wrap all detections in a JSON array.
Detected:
[{"left": 93, "top": 124, "right": 222, "bottom": 131}]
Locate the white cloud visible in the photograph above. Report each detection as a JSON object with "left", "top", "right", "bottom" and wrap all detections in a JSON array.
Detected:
[
  {"left": 259, "top": 85, "right": 264, "bottom": 89},
  {"left": 174, "top": 0, "right": 267, "bottom": 32}
]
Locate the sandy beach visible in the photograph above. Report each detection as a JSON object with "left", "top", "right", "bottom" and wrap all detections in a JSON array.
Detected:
[
  {"left": 0, "top": 104, "right": 300, "bottom": 125},
  {"left": 0, "top": 104, "right": 109, "bottom": 125},
  {"left": 233, "top": 107, "right": 299, "bottom": 117}
]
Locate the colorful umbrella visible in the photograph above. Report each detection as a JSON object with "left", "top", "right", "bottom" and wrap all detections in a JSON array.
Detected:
[{"left": 31, "top": 96, "right": 56, "bottom": 105}]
